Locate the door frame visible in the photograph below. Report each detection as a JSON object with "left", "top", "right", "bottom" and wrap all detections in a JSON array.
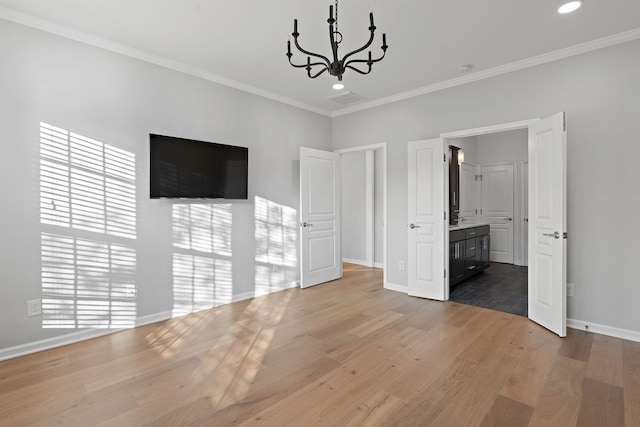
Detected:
[
  {"left": 335, "top": 143, "right": 389, "bottom": 289},
  {"left": 441, "top": 119, "right": 539, "bottom": 296}
]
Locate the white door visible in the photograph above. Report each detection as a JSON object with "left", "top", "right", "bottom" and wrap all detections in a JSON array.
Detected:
[
  {"left": 459, "top": 163, "right": 478, "bottom": 222},
  {"left": 482, "top": 164, "right": 514, "bottom": 263},
  {"left": 528, "top": 112, "right": 567, "bottom": 337},
  {"left": 407, "top": 138, "right": 446, "bottom": 300},
  {"left": 300, "top": 147, "right": 342, "bottom": 288},
  {"left": 522, "top": 162, "right": 529, "bottom": 267}
]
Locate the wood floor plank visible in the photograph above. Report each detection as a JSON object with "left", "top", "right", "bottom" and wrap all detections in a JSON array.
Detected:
[
  {"left": 586, "top": 333, "right": 625, "bottom": 387},
  {"left": 622, "top": 340, "right": 640, "bottom": 427},
  {"left": 1, "top": 264, "right": 640, "bottom": 426},
  {"left": 557, "top": 327, "right": 593, "bottom": 362},
  {"left": 479, "top": 395, "right": 534, "bottom": 427},
  {"left": 527, "top": 387, "right": 580, "bottom": 427},
  {"left": 500, "top": 338, "right": 561, "bottom": 406},
  {"left": 576, "top": 378, "right": 625, "bottom": 427},
  {"left": 544, "top": 355, "right": 587, "bottom": 398}
]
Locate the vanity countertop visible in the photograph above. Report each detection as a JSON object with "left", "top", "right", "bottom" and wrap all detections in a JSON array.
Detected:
[{"left": 449, "top": 222, "right": 490, "bottom": 231}]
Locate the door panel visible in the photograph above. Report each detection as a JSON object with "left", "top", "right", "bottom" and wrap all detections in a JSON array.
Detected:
[
  {"left": 482, "top": 164, "right": 514, "bottom": 263},
  {"left": 459, "top": 163, "right": 478, "bottom": 221},
  {"left": 408, "top": 139, "right": 445, "bottom": 300},
  {"left": 300, "top": 147, "right": 342, "bottom": 288},
  {"left": 528, "top": 112, "right": 567, "bottom": 337}
]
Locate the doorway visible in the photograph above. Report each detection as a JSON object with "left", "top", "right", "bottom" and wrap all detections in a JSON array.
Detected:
[
  {"left": 445, "top": 128, "right": 529, "bottom": 316},
  {"left": 336, "top": 143, "right": 388, "bottom": 286}
]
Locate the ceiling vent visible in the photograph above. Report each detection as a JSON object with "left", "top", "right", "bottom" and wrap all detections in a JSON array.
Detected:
[{"left": 328, "top": 91, "right": 366, "bottom": 105}]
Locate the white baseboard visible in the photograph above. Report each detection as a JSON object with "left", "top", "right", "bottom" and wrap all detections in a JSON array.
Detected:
[
  {"left": 343, "top": 258, "right": 385, "bottom": 269},
  {"left": 0, "top": 282, "right": 300, "bottom": 362},
  {"left": 384, "top": 282, "right": 408, "bottom": 293},
  {"left": 342, "top": 258, "right": 370, "bottom": 267},
  {"left": 567, "top": 318, "right": 640, "bottom": 343}
]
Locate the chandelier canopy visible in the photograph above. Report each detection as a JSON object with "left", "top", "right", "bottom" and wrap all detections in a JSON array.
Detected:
[{"left": 286, "top": 0, "right": 388, "bottom": 82}]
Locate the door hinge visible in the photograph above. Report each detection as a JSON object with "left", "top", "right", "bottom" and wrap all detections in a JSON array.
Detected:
[
  {"left": 444, "top": 153, "right": 447, "bottom": 162},
  {"left": 444, "top": 211, "right": 447, "bottom": 220},
  {"left": 475, "top": 209, "right": 478, "bottom": 214},
  {"left": 444, "top": 269, "right": 446, "bottom": 278},
  {"left": 563, "top": 112, "right": 567, "bottom": 132},
  {"left": 563, "top": 232, "right": 568, "bottom": 239},
  {"left": 475, "top": 174, "right": 482, "bottom": 181}
]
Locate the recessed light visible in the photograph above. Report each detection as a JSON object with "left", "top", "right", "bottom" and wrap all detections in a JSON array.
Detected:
[
  {"left": 558, "top": 1, "right": 583, "bottom": 14},
  {"left": 332, "top": 82, "right": 345, "bottom": 90}
]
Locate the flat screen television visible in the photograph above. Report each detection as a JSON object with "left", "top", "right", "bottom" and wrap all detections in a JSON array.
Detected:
[{"left": 150, "top": 134, "right": 248, "bottom": 199}]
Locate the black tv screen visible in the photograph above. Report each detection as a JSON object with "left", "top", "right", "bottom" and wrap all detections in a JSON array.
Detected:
[{"left": 150, "top": 134, "right": 248, "bottom": 199}]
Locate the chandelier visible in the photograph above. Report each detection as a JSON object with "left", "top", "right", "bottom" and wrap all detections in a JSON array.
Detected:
[{"left": 286, "top": 0, "right": 388, "bottom": 82}]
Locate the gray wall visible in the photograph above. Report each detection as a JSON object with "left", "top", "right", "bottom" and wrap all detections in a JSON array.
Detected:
[
  {"left": 341, "top": 151, "right": 367, "bottom": 262},
  {"left": 333, "top": 39, "right": 640, "bottom": 334},
  {"left": 0, "top": 19, "right": 331, "bottom": 351}
]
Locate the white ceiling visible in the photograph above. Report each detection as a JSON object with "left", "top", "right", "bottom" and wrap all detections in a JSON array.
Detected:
[{"left": 2, "top": 0, "right": 640, "bottom": 115}]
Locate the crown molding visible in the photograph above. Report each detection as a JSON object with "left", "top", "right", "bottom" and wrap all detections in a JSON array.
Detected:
[
  {"left": 332, "top": 27, "right": 640, "bottom": 117},
  {"left": 0, "top": 7, "right": 333, "bottom": 117},
  {"left": 2, "top": 6, "right": 639, "bottom": 120}
]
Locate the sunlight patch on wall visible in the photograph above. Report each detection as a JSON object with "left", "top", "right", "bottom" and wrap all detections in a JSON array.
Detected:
[
  {"left": 39, "top": 123, "right": 137, "bottom": 328},
  {"left": 254, "top": 196, "right": 297, "bottom": 294},
  {"left": 172, "top": 204, "right": 233, "bottom": 317}
]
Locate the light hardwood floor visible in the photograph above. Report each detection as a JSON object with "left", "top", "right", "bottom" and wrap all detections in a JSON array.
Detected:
[{"left": 1, "top": 264, "right": 638, "bottom": 426}]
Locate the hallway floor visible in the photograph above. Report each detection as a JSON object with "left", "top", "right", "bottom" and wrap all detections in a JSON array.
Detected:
[{"left": 449, "top": 262, "right": 528, "bottom": 316}]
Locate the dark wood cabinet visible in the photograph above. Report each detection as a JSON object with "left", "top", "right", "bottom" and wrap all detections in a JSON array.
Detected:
[
  {"left": 449, "top": 225, "right": 490, "bottom": 286},
  {"left": 450, "top": 229, "right": 466, "bottom": 284},
  {"left": 449, "top": 146, "right": 460, "bottom": 225}
]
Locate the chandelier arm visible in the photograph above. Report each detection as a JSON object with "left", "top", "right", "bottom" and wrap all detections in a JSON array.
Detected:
[
  {"left": 341, "top": 13, "right": 376, "bottom": 64},
  {"left": 308, "top": 67, "right": 329, "bottom": 79},
  {"left": 288, "top": 55, "right": 327, "bottom": 69},
  {"left": 344, "top": 64, "right": 373, "bottom": 75},
  {"left": 344, "top": 49, "right": 387, "bottom": 69},
  {"left": 292, "top": 37, "right": 331, "bottom": 67}
]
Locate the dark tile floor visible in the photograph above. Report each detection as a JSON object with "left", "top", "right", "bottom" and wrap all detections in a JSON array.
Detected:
[{"left": 449, "top": 262, "right": 528, "bottom": 316}]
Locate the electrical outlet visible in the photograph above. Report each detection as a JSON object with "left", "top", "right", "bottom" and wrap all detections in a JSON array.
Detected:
[
  {"left": 567, "top": 282, "right": 575, "bottom": 297},
  {"left": 27, "top": 299, "right": 42, "bottom": 317},
  {"left": 399, "top": 260, "right": 405, "bottom": 271}
]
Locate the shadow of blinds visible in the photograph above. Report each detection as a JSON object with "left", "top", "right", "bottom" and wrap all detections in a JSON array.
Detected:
[
  {"left": 39, "top": 123, "right": 137, "bottom": 328},
  {"left": 172, "top": 204, "right": 233, "bottom": 317},
  {"left": 254, "top": 196, "right": 298, "bottom": 295}
]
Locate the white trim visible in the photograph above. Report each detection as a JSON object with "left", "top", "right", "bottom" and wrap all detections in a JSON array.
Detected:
[
  {"left": 333, "top": 28, "right": 640, "bottom": 117},
  {"left": 0, "top": 310, "right": 174, "bottom": 362},
  {"left": 384, "top": 282, "right": 408, "bottom": 293},
  {"left": 374, "top": 262, "right": 384, "bottom": 269},
  {"left": 343, "top": 258, "right": 370, "bottom": 267},
  {"left": 0, "top": 282, "right": 299, "bottom": 362},
  {"left": 365, "top": 150, "right": 375, "bottom": 267},
  {"left": 441, "top": 119, "right": 539, "bottom": 139},
  {"left": 568, "top": 318, "right": 640, "bottom": 343},
  {"left": 0, "top": 7, "right": 331, "bottom": 117},
  {"left": 335, "top": 143, "right": 387, "bottom": 154}
]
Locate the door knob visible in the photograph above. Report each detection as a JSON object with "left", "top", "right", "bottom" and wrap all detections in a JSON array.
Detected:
[
  {"left": 543, "top": 231, "right": 560, "bottom": 239},
  {"left": 301, "top": 222, "right": 314, "bottom": 227},
  {"left": 504, "top": 217, "right": 513, "bottom": 221},
  {"left": 409, "top": 223, "right": 421, "bottom": 229}
]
